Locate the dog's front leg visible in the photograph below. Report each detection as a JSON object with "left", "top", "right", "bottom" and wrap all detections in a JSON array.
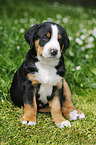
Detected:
[
  {"left": 49, "top": 93, "right": 71, "bottom": 128},
  {"left": 21, "top": 80, "right": 37, "bottom": 126}
]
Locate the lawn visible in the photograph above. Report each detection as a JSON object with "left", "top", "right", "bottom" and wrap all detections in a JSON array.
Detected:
[{"left": 0, "top": 0, "right": 96, "bottom": 144}]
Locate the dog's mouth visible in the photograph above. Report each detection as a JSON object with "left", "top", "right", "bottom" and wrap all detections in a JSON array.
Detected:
[
  {"left": 37, "top": 54, "right": 60, "bottom": 66},
  {"left": 40, "top": 54, "right": 60, "bottom": 60}
]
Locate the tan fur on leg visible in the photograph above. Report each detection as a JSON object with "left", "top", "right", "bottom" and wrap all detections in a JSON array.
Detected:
[
  {"left": 49, "top": 94, "right": 66, "bottom": 125},
  {"left": 62, "top": 79, "right": 84, "bottom": 119},
  {"left": 21, "top": 96, "right": 37, "bottom": 122}
]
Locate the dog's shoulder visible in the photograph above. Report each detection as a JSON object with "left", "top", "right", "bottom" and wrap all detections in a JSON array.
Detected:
[{"left": 55, "top": 55, "right": 66, "bottom": 77}]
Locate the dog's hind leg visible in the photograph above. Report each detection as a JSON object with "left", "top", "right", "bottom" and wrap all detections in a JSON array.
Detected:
[{"left": 62, "top": 79, "right": 85, "bottom": 120}]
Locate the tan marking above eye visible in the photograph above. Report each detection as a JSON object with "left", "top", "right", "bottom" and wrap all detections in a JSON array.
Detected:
[
  {"left": 58, "top": 34, "right": 61, "bottom": 39},
  {"left": 47, "top": 33, "right": 50, "bottom": 38}
]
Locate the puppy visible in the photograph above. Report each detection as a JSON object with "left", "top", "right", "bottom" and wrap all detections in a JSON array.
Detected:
[{"left": 10, "top": 22, "right": 85, "bottom": 128}]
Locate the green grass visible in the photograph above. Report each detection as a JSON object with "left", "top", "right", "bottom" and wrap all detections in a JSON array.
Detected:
[{"left": 0, "top": 0, "right": 96, "bottom": 144}]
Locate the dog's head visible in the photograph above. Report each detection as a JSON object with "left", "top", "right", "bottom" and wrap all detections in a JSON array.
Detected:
[{"left": 25, "top": 22, "right": 70, "bottom": 60}]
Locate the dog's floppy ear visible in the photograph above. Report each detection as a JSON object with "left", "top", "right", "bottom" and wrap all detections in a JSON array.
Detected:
[
  {"left": 24, "top": 24, "right": 40, "bottom": 48},
  {"left": 62, "top": 29, "right": 70, "bottom": 53}
]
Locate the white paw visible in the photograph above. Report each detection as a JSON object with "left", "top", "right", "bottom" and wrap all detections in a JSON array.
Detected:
[
  {"left": 21, "top": 121, "right": 36, "bottom": 126},
  {"left": 69, "top": 110, "right": 85, "bottom": 120},
  {"left": 78, "top": 113, "right": 85, "bottom": 119},
  {"left": 56, "top": 121, "right": 71, "bottom": 128},
  {"left": 27, "top": 121, "right": 36, "bottom": 126},
  {"left": 22, "top": 120, "right": 27, "bottom": 125}
]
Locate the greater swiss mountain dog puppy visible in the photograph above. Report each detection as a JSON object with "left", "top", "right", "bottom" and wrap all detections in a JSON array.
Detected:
[{"left": 10, "top": 22, "right": 85, "bottom": 128}]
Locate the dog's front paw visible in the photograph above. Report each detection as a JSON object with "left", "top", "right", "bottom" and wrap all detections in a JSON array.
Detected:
[
  {"left": 56, "top": 120, "right": 71, "bottom": 128},
  {"left": 69, "top": 110, "right": 85, "bottom": 120},
  {"left": 21, "top": 120, "right": 36, "bottom": 126}
]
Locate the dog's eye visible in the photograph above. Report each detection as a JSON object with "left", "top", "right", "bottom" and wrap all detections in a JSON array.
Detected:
[
  {"left": 46, "top": 33, "right": 50, "bottom": 38},
  {"left": 58, "top": 34, "right": 61, "bottom": 39}
]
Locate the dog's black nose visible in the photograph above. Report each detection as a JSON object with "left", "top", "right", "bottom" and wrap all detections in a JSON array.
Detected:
[{"left": 50, "top": 49, "right": 58, "bottom": 56}]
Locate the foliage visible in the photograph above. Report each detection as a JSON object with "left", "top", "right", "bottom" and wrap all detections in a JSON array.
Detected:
[{"left": 0, "top": 0, "right": 96, "bottom": 144}]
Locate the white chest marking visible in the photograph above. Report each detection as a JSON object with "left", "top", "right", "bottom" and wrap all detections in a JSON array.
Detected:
[{"left": 35, "top": 62, "right": 62, "bottom": 104}]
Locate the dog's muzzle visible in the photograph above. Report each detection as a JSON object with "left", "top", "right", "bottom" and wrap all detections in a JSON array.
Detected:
[{"left": 50, "top": 49, "right": 58, "bottom": 57}]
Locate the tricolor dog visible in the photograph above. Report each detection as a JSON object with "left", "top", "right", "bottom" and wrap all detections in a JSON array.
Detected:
[{"left": 10, "top": 22, "right": 85, "bottom": 128}]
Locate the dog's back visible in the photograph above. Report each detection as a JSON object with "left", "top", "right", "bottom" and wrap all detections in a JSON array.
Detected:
[{"left": 10, "top": 64, "right": 24, "bottom": 107}]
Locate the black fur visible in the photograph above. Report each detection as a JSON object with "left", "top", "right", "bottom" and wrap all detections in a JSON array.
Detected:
[{"left": 10, "top": 22, "right": 70, "bottom": 108}]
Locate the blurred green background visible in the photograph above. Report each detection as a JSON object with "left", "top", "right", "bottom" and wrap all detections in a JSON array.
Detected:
[{"left": 0, "top": 0, "right": 96, "bottom": 144}]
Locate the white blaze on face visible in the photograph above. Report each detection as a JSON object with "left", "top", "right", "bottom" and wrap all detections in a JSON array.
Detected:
[{"left": 42, "top": 24, "right": 61, "bottom": 58}]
